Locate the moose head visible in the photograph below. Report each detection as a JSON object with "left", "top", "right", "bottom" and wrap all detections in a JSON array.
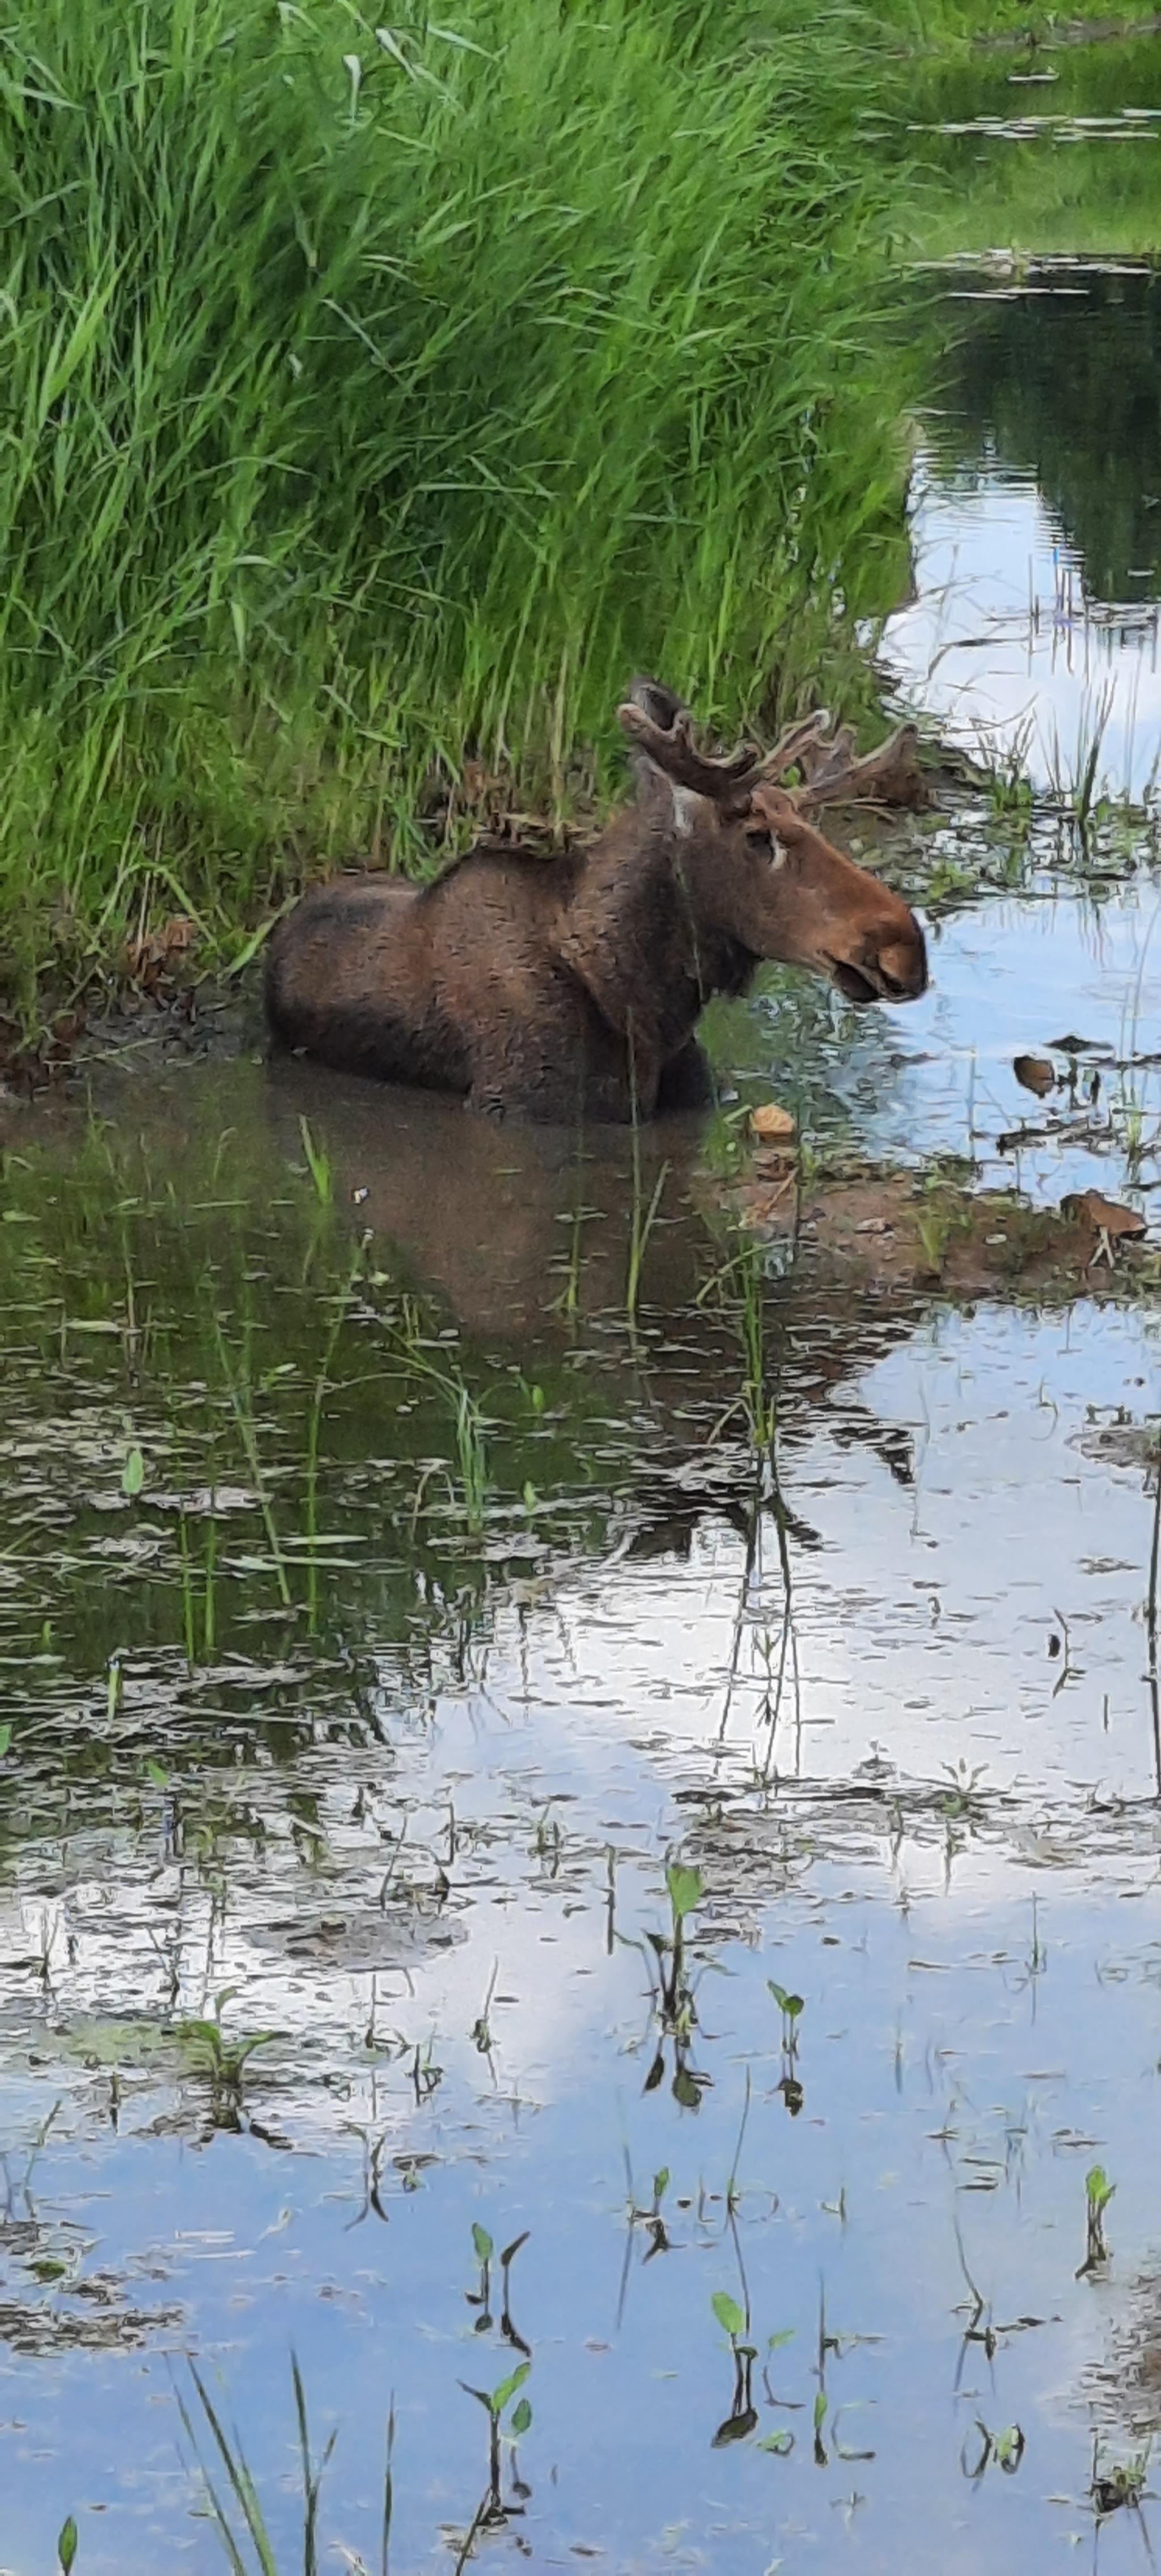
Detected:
[{"left": 617, "top": 680, "right": 929, "bottom": 1008}]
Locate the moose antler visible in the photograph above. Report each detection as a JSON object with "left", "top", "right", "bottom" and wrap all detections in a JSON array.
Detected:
[
  {"left": 618, "top": 685, "right": 927, "bottom": 812},
  {"left": 753, "top": 709, "right": 833, "bottom": 783},
  {"left": 794, "top": 720, "right": 927, "bottom": 813},
  {"left": 617, "top": 697, "right": 765, "bottom": 800}
]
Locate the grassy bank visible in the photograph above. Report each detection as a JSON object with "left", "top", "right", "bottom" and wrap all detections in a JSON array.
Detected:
[{"left": 0, "top": 0, "right": 922, "bottom": 1024}]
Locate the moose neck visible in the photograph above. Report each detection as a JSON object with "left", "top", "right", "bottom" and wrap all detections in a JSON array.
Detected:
[{"left": 556, "top": 796, "right": 758, "bottom": 1064}]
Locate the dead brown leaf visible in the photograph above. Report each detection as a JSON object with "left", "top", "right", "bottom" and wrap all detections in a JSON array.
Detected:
[
  {"left": 123, "top": 915, "right": 198, "bottom": 992},
  {"left": 1061, "top": 1189, "right": 1146, "bottom": 1240},
  {"left": 751, "top": 1101, "right": 796, "bottom": 1143},
  {"left": 1014, "top": 1053, "right": 1055, "bottom": 1098}
]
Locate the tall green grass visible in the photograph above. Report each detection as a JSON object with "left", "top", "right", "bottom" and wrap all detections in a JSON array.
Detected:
[{"left": 0, "top": 0, "right": 919, "bottom": 1011}]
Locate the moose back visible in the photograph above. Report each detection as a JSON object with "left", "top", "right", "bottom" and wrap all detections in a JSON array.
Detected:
[{"left": 265, "top": 681, "right": 929, "bottom": 1122}]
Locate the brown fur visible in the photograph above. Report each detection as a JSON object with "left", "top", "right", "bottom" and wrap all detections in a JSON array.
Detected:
[{"left": 266, "top": 690, "right": 928, "bottom": 1123}]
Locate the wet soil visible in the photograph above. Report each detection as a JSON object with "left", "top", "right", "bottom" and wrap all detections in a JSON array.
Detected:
[{"left": 731, "top": 1157, "right": 1154, "bottom": 1297}]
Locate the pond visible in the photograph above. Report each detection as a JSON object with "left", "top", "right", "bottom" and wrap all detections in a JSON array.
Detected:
[
  {"left": 4, "top": 42, "right": 1161, "bottom": 2576},
  {"left": 883, "top": 261, "right": 1161, "bottom": 802}
]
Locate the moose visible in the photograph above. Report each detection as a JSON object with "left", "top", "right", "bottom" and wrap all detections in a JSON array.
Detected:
[{"left": 265, "top": 680, "right": 929, "bottom": 1122}]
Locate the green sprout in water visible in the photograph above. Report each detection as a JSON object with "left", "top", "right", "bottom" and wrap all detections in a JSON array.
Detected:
[
  {"left": 1092, "top": 2439, "right": 1151, "bottom": 2522},
  {"left": 710, "top": 2291, "right": 758, "bottom": 2448},
  {"left": 464, "top": 2219, "right": 528, "bottom": 2347},
  {"left": 641, "top": 1862, "right": 707, "bottom": 2110},
  {"left": 57, "top": 2519, "right": 78, "bottom": 2575},
  {"left": 645, "top": 2166, "right": 670, "bottom": 2258},
  {"left": 1079, "top": 2163, "right": 1115, "bottom": 2274},
  {"left": 622, "top": 2160, "right": 673, "bottom": 2272},
  {"left": 768, "top": 1978, "right": 805, "bottom": 2116},
  {"left": 709, "top": 2291, "right": 796, "bottom": 2454},
  {"left": 666, "top": 1863, "right": 701, "bottom": 1986},
  {"left": 471, "top": 1963, "right": 499, "bottom": 2061},
  {"left": 961, "top": 2420, "right": 1026, "bottom": 2481},
  {"left": 175, "top": 1987, "right": 277, "bottom": 2130},
  {"left": 467, "top": 2222, "right": 494, "bottom": 2331},
  {"left": 456, "top": 2361, "right": 533, "bottom": 2567}
]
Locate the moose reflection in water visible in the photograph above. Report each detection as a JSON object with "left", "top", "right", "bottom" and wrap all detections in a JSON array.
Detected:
[
  {"left": 266, "top": 679, "right": 928, "bottom": 1121},
  {"left": 265, "top": 1056, "right": 922, "bottom": 1538}
]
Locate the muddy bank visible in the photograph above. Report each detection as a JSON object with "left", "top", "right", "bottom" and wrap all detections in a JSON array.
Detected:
[{"left": 726, "top": 1152, "right": 1154, "bottom": 1299}]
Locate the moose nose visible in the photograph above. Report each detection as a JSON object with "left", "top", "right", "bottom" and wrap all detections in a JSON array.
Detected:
[{"left": 876, "top": 929, "right": 928, "bottom": 1002}]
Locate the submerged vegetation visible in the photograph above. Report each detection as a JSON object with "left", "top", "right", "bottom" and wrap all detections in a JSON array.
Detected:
[{"left": 0, "top": 0, "right": 925, "bottom": 1019}]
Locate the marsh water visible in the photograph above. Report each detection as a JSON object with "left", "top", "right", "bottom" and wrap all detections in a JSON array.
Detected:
[{"left": 5, "top": 46, "right": 1161, "bottom": 2576}]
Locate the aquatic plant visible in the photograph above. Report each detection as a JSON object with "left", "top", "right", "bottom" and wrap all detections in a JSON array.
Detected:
[
  {"left": 768, "top": 1977, "right": 806, "bottom": 2115},
  {"left": 179, "top": 2358, "right": 338, "bottom": 2576},
  {"left": 1091, "top": 2439, "right": 1152, "bottom": 2522},
  {"left": 175, "top": 1989, "right": 278, "bottom": 2127},
  {"left": 455, "top": 2361, "right": 533, "bottom": 2569},
  {"left": 1079, "top": 2162, "right": 1116, "bottom": 2274}
]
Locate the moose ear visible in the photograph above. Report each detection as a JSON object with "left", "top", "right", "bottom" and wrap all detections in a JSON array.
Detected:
[
  {"left": 620, "top": 683, "right": 694, "bottom": 808},
  {"left": 625, "top": 675, "right": 689, "bottom": 732},
  {"left": 743, "top": 819, "right": 789, "bottom": 866}
]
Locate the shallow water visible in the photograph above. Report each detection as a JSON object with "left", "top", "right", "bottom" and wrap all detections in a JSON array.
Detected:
[
  {"left": 719, "top": 848, "right": 1161, "bottom": 1204},
  {"left": 0, "top": 1036, "right": 1159, "bottom": 2573},
  {"left": 5, "top": 75, "right": 1161, "bottom": 2576}
]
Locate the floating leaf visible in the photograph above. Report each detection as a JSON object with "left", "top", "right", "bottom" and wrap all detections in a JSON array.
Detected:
[
  {"left": 758, "top": 2428, "right": 794, "bottom": 2454},
  {"left": 0, "top": 1724, "right": 12, "bottom": 1759},
  {"left": 768, "top": 2327, "right": 795, "bottom": 2351},
  {"left": 711, "top": 2290, "right": 745, "bottom": 2340},
  {"left": 121, "top": 1446, "right": 145, "bottom": 1498},
  {"left": 510, "top": 2397, "right": 532, "bottom": 2437},
  {"left": 58, "top": 2521, "right": 78, "bottom": 2575}
]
